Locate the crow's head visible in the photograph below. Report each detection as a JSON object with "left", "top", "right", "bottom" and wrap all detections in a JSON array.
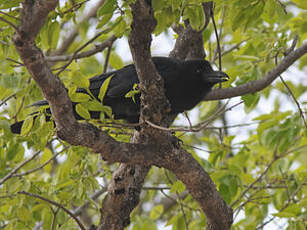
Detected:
[{"left": 185, "top": 59, "right": 229, "bottom": 85}]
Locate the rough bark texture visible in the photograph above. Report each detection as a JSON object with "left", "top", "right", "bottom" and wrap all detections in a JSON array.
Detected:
[
  {"left": 99, "top": 164, "right": 150, "bottom": 230},
  {"left": 11, "top": 0, "right": 307, "bottom": 230},
  {"left": 169, "top": 24, "right": 206, "bottom": 60}
]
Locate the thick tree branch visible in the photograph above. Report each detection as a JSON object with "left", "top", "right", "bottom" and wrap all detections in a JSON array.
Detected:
[
  {"left": 204, "top": 42, "right": 307, "bottom": 100},
  {"left": 169, "top": 24, "right": 205, "bottom": 60},
  {"left": 169, "top": 1, "right": 213, "bottom": 60},
  {"left": 128, "top": 0, "right": 170, "bottom": 125},
  {"left": 160, "top": 146, "right": 233, "bottom": 230}
]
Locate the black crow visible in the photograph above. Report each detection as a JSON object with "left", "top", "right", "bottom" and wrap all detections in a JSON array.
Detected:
[{"left": 10, "top": 57, "right": 228, "bottom": 134}]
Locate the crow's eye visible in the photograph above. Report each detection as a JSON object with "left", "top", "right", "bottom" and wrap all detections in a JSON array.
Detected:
[{"left": 196, "top": 69, "right": 202, "bottom": 73}]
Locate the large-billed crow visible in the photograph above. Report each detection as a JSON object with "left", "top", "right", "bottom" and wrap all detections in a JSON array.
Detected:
[{"left": 10, "top": 57, "right": 229, "bottom": 134}]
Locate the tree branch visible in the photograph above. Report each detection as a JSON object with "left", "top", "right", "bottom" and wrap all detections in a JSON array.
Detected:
[
  {"left": 45, "top": 35, "right": 116, "bottom": 62},
  {"left": 0, "top": 150, "right": 41, "bottom": 185},
  {"left": 52, "top": 0, "right": 105, "bottom": 56},
  {"left": 204, "top": 42, "right": 307, "bottom": 100},
  {"left": 18, "top": 191, "right": 86, "bottom": 230}
]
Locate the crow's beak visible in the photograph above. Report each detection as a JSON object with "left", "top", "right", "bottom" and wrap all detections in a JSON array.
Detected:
[{"left": 205, "top": 71, "right": 229, "bottom": 83}]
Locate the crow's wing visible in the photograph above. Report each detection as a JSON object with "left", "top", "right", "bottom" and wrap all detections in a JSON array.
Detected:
[
  {"left": 106, "top": 64, "right": 138, "bottom": 98},
  {"left": 87, "top": 57, "right": 181, "bottom": 99},
  {"left": 107, "top": 57, "right": 181, "bottom": 97},
  {"left": 152, "top": 57, "right": 182, "bottom": 86}
]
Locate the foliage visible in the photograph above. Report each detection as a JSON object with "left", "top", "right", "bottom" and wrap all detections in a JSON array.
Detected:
[{"left": 0, "top": 0, "right": 306, "bottom": 229}]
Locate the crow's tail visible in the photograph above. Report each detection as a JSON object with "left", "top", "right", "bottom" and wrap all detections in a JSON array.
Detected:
[{"left": 10, "top": 100, "right": 49, "bottom": 134}]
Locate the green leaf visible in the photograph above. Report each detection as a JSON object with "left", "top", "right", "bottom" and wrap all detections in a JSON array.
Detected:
[
  {"left": 242, "top": 93, "right": 260, "bottom": 113},
  {"left": 113, "top": 17, "right": 127, "bottom": 38},
  {"left": 170, "top": 180, "right": 186, "bottom": 194},
  {"left": 84, "top": 100, "right": 105, "bottom": 111},
  {"left": 292, "top": 0, "right": 307, "bottom": 9},
  {"left": 0, "top": 0, "right": 20, "bottom": 10},
  {"left": 49, "top": 21, "right": 60, "bottom": 50},
  {"left": 70, "top": 93, "right": 91, "bottom": 102},
  {"left": 262, "top": 0, "right": 276, "bottom": 23},
  {"left": 75, "top": 104, "right": 91, "bottom": 120},
  {"left": 152, "top": 0, "right": 166, "bottom": 11},
  {"left": 21, "top": 116, "right": 34, "bottom": 135},
  {"left": 40, "top": 148, "right": 53, "bottom": 173},
  {"left": 98, "top": 0, "right": 117, "bottom": 15},
  {"left": 71, "top": 73, "right": 89, "bottom": 89},
  {"left": 125, "top": 83, "right": 140, "bottom": 103},
  {"left": 6, "top": 141, "right": 23, "bottom": 161},
  {"left": 109, "top": 52, "right": 124, "bottom": 69},
  {"left": 98, "top": 73, "right": 114, "bottom": 101},
  {"left": 149, "top": 205, "right": 164, "bottom": 220},
  {"left": 219, "top": 183, "right": 231, "bottom": 204},
  {"left": 185, "top": 6, "right": 204, "bottom": 30},
  {"left": 97, "top": 13, "right": 113, "bottom": 29},
  {"left": 101, "top": 105, "right": 113, "bottom": 118},
  {"left": 17, "top": 206, "right": 31, "bottom": 222}
]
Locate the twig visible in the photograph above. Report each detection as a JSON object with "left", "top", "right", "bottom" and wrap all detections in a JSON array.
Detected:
[
  {"left": 97, "top": 120, "right": 142, "bottom": 129},
  {"left": 61, "top": 0, "right": 90, "bottom": 14},
  {"left": 142, "top": 186, "right": 171, "bottom": 190},
  {"left": 51, "top": 207, "right": 60, "bottom": 230},
  {"left": 12, "top": 94, "right": 26, "bottom": 121},
  {"left": 211, "top": 40, "right": 248, "bottom": 62},
  {"left": 6, "top": 57, "right": 25, "bottom": 66},
  {"left": 231, "top": 152, "right": 280, "bottom": 208},
  {"left": 56, "top": 29, "right": 110, "bottom": 75},
  {"left": 72, "top": 187, "right": 107, "bottom": 216},
  {"left": 275, "top": 0, "right": 287, "bottom": 14},
  {"left": 256, "top": 178, "right": 307, "bottom": 230},
  {"left": 183, "top": 111, "right": 193, "bottom": 130},
  {"left": 234, "top": 189, "right": 270, "bottom": 216},
  {"left": 274, "top": 41, "right": 307, "bottom": 129},
  {"left": 284, "top": 34, "right": 298, "bottom": 56},
  {"left": 13, "top": 147, "right": 67, "bottom": 177},
  {"left": 181, "top": 143, "right": 213, "bottom": 153},
  {"left": 177, "top": 189, "right": 189, "bottom": 230},
  {"left": 205, "top": 42, "right": 307, "bottom": 101},
  {"left": 104, "top": 44, "right": 112, "bottom": 73},
  {"left": 18, "top": 191, "right": 86, "bottom": 230},
  {"left": 0, "top": 16, "right": 19, "bottom": 31},
  {"left": 52, "top": 0, "right": 105, "bottom": 56},
  {"left": 279, "top": 76, "right": 307, "bottom": 129},
  {"left": 0, "top": 150, "right": 41, "bottom": 185},
  {"left": 210, "top": 3, "right": 222, "bottom": 74},
  {"left": 232, "top": 140, "right": 303, "bottom": 209},
  {"left": 146, "top": 101, "right": 243, "bottom": 133},
  {"left": 0, "top": 11, "right": 20, "bottom": 21},
  {"left": 164, "top": 170, "right": 189, "bottom": 229},
  {"left": 0, "top": 93, "right": 17, "bottom": 107},
  {"left": 46, "top": 36, "right": 117, "bottom": 62},
  {"left": 206, "top": 121, "right": 259, "bottom": 129}
]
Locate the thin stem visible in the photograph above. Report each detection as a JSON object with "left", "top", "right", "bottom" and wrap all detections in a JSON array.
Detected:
[
  {"left": 0, "top": 150, "right": 41, "bottom": 185},
  {"left": 18, "top": 191, "right": 86, "bottom": 230}
]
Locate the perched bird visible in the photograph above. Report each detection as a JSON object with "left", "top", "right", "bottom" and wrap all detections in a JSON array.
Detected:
[{"left": 10, "top": 57, "right": 229, "bottom": 134}]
